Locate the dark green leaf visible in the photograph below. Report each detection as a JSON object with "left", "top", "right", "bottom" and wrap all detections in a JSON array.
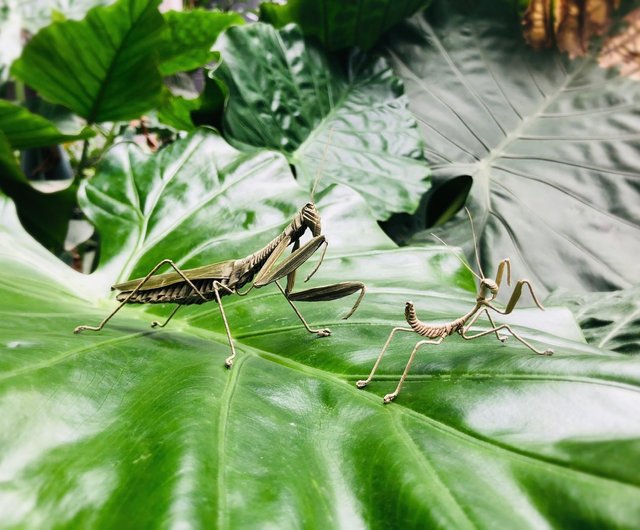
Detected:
[
  {"left": 260, "top": 0, "right": 431, "bottom": 50},
  {"left": 383, "top": 0, "right": 640, "bottom": 293},
  {"left": 546, "top": 287, "right": 640, "bottom": 354},
  {"left": 155, "top": 89, "right": 198, "bottom": 132},
  {"left": 11, "top": 0, "right": 166, "bottom": 123},
  {"left": 0, "top": 100, "right": 94, "bottom": 149},
  {"left": 0, "top": 131, "right": 75, "bottom": 252},
  {"left": 189, "top": 73, "right": 227, "bottom": 129},
  {"left": 159, "top": 9, "right": 243, "bottom": 76},
  {"left": 214, "top": 23, "right": 430, "bottom": 220},
  {"left": 2, "top": 129, "right": 640, "bottom": 527}
]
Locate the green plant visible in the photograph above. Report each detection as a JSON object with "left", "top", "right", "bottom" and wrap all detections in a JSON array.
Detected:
[{"left": 0, "top": 0, "right": 638, "bottom": 527}]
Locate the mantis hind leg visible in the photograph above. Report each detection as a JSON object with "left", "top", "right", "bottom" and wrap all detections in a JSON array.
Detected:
[
  {"left": 461, "top": 323, "right": 553, "bottom": 355},
  {"left": 151, "top": 304, "right": 182, "bottom": 328},
  {"left": 464, "top": 308, "right": 507, "bottom": 343},
  {"left": 383, "top": 337, "right": 445, "bottom": 404},
  {"left": 74, "top": 259, "right": 206, "bottom": 334},
  {"left": 356, "top": 327, "right": 414, "bottom": 389}
]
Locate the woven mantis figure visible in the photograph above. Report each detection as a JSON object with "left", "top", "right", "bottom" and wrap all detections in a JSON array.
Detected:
[
  {"left": 75, "top": 203, "right": 365, "bottom": 368},
  {"left": 356, "top": 209, "right": 553, "bottom": 404}
]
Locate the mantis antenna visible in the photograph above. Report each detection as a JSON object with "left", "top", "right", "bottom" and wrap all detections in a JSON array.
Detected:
[
  {"left": 464, "top": 207, "right": 485, "bottom": 278},
  {"left": 310, "top": 127, "right": 334, "bottom": 202},
  {"left": 430, "top": 206, "right": 487, "bottom": 281},
  {"left": 430, "top": 232, "right": 481, "bottom": 281}
]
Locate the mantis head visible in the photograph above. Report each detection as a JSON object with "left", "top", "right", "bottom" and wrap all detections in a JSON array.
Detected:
[{"left": 302, "top": 202, "right": 321, "bottom": 236}]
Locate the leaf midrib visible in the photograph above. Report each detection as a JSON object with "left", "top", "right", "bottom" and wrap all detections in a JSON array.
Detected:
[{"left": 86, "top": 1, "right": 158, "bottom": 123}]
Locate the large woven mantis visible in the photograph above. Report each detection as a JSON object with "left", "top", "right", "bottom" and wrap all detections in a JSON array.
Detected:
[
  {"left": 356, "top": 209, "right": 553, "bottom": 404},
  {"left": 75, "top": 203, "right": 365, "bottom": 368}
]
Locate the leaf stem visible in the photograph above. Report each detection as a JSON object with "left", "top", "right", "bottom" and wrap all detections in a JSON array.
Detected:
[{"left": 77, "top": 138, "right": 90, "bottom": 177}]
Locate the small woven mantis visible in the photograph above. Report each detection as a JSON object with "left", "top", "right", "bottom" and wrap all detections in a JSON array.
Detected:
[{"left": 356, "top": 209, "right": 553, "bottom": 404}]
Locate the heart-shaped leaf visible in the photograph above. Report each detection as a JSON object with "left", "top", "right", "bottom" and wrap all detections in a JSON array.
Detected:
[
  {"left": 213, "top": 23, "right": 430, "bottom": 220},
  {"left": 260, "top": 0, "right": 432, "bottom": 50},
  {"left": 2, "top": 128, "right": 639, "bottom": 527},
  {"left": 383, "top": 0, "right": 640, "bottom": 293},
  {"left": 11, "top": 0, "right": 166, "bottom": 123}
]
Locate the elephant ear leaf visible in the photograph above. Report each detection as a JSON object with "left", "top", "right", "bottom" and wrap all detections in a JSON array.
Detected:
[
  {"left": 1, "top": 129, "right": 640, "bottom": 529},
  {"left": 212, "top": 23, "right": 430, "bottom": 221},
  {"left": 383, "top": 0, "right": 640, "bottom": 294}
]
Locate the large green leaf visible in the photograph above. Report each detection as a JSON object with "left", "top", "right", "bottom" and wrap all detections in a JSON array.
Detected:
[
  {"left": 0, "top": 100, "right": 94, "bottom": 149},
  {"left": 2, "top": 128, "right": 640, "bottom": 527},
  {"left": 383, "top": 0, "right": 640, "bottom": 293},
  {"left": 11, "top": 0, "right": 166, "bottom": 123},
  {"left": 260, "top": 0, "right": 431, "bottom": 50},
  {"left": 159, "top": 9, "right": 243, "bottom": 76},
  {"left": 1, "top": 0, "right": 118, "bottom": 82},
  {"left": 546, "top": 286, "right": 640, "bottom": 355},
  {"left": 213, "top": 23, "right": 430, "bottom": 220}
]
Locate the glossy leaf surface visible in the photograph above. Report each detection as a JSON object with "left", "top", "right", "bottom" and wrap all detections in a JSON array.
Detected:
[
  {"left": 213, "top": 23, "right": 430, "bottom": 220},
  {"left": 11, "top": 0, "right": 166, "bottom": 123},
  {"left": 384, "top": 0, "right": 640, "bottom": 293},
  {"left": 260, "top": 0, "right": 431, "bottom": 50},
  {"left": 2, "top": 129, "right": 640, "bottom": 528}
]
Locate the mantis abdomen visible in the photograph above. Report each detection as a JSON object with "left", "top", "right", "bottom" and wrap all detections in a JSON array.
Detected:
[
  {"left": 404, "top": 302, "right": 466, "bottom": 339},
  {"left": 116, "top": 278, "right": 233, "bottom": 305}
]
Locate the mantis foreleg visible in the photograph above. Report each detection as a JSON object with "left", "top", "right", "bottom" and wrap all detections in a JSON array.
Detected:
[
  {"left": 252, "top": 234, "right": 365, "bottom": 333},
  {"left": 488, "top": 279, "right": 544, "bottom": 314}
]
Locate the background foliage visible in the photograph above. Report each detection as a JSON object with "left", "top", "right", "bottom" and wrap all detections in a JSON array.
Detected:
[{"left": 1, "top": 0, "right": 639, "bottom": 528}]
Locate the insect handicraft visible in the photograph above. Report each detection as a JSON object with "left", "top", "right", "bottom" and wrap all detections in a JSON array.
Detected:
[
  {"left": 74, "top": 203, "right": 366, "bottom": 368},
  {"left": 356, "top": 209, "right": 553, "bottom": 404}
]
